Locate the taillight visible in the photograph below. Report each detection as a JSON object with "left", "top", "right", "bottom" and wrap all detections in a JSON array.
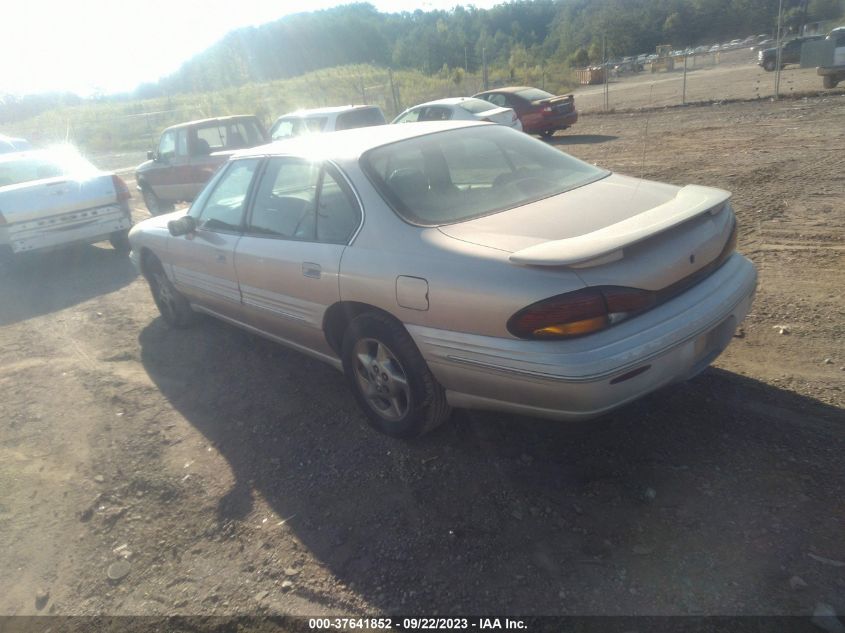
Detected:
[
  {"left": 507, "top": 286, "right": 656, "bottom": 340},
  {"left": 112, "top": 175, "right": 131, "bottom": 202},
  {"left": 542, "top": 106, "right": 553, "bottom": 113}
]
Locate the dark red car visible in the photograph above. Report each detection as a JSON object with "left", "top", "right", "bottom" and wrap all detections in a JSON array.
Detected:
[
  {"left": 135, "top": 115, "right": 267, "bottom": 215},
  {"left": 473, "top": 86, "right": 577, "bottom": 138}
]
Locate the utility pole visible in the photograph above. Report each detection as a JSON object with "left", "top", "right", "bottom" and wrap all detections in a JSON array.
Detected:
[
  {"left": 482, "top": 47, "right": 488, "bottom": 90},
  {"left": 682, "top": 51, "right": 688, "bottom": 104},
  {"left": 603, "top": 34, "right": 609, "bottom": 111},
  {"left": 464, "top": 46, "right": 468, "bottom": 73},
  {"left": 775, "top": 0, "right": 784, "bottom": 98}
]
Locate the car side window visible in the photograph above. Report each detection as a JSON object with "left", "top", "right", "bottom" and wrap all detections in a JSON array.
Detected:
[
  {"left": 158, "top": 131, "right": 177, "bottom": 161},
  {"left": 316, "top": 167, "right": 361, "bottom": 244},
  {"left": 196, "top": 159, "right": 260, "bottom": 232},
  {"left": 248, "top": 158, "right": 321, "bottom": 240},
  {"left": 419, "top": 106, "right": 452, "bottom": 121},
  {"left": 394, "top": 109, "right": 422, "bottom": 124},
  {"left": 487, "top": 94, "right": 507, "bottom": 107},
  {"left": 196, "top": 125, "right": 226, "bottom": 152}
]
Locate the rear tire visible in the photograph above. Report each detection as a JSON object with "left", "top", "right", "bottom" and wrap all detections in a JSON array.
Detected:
[
  {"left": 109, "top": 229, "right": 131, "bottom": 254},
  {"left": 144, "top": 256, "right": 195, "bottom": 327},
  {"left": 763, "top": 60, "right": 775, "bottom": 71},
  {"left": 822, "top": 75, "right": 837, "bottom": 89},
  {"left": 341, "top": 312, "right": 451, "bottom": 438},
  {"left": 141, "top": 185, "right": 174, "bottom": 216}
]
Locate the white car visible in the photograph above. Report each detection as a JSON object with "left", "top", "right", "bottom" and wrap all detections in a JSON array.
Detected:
[
  {"left": 0, "top": 134, "right": 31, "bottom": 153},
  {"left": 0, "top": 148, "right": 133, "bottom": 262},
  {"left": 392, "top": 97, "right": 523, "bottom": 131},
  {"left": 269, "top": 105, "right": 386, "bottom": 141}
]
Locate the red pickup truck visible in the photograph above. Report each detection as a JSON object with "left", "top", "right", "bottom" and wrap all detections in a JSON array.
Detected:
[{"left": 135, "top": 115, "right": 267, "bottom": 215}]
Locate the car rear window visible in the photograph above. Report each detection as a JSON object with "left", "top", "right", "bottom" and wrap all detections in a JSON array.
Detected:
[
  {"left": 0, "top": 150, "right": 97, "bottom": 187},
  {"left": 515, "top": 88, "right": 556, "bottom": 102},
  {"left": 361, "top": 125, "right": 607, "bottom": 226},
  {"left": 457, "top": 98, "right": 500, "bottom": 114},
  {"left": 336, "top": 108, "right": 386, "bottom": 131}
]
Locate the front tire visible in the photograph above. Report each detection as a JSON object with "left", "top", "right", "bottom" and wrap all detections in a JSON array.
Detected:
[
  {"left": 342, "top": 313, "right": 450, "bottom": 438},
  {"left": 822, "top": 75, "right": 837, "bottom": 89},
  {"left": 141, "top": 185, "right": 174, "bottom": 216},
  {"left": 144, "top": 256, "right": 195, "bottom": 327},
  {"left": 763, "top": 60, "right": 775, "bottom": 71}
]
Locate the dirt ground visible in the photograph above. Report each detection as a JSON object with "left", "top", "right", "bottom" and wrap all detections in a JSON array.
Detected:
[{"left": 0, "top": 92, "right": 843, "bottom": 622}]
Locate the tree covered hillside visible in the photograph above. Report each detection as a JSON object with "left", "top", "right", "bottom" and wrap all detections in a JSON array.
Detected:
[{"left": 143, "top": 0, "right": 843, "bottom": 95}]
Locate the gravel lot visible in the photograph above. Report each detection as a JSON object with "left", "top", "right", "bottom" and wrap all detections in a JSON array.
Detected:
[{"left": 1, "top": 91, "right": 843, "bottom": 622}]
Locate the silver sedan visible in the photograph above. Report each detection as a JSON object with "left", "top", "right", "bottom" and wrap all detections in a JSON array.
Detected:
[
  {"left": 392, "top": 97, "right": 523, "bottom": 131},
  {"left": 129, "top": 122, "right": 756, "bottom": 438}
]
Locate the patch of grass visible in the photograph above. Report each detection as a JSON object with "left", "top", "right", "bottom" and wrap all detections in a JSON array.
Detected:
[{"left": 3, "top": 64, "right": 577, "bottom": 155}]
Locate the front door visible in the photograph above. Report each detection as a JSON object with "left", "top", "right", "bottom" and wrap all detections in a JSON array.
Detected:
[
  {"left": 234, "top": 157, "right": 362, "bottom": 358},
  {"left": 168, "top": 158, "right": 261, "bottom": 319}
]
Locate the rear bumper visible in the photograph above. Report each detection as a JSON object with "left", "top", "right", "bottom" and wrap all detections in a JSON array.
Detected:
[
  {"left": 408, "top": 253, "right": 756, "bottom": 421},
  {"left": 0, "top": 205, "right": 131, "bottom": 254},
  {"left": 525, "top": 110, "right": 578, "bottom": 133}
]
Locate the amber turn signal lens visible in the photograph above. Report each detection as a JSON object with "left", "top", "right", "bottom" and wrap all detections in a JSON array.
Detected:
[
  {"left": 533, "top": 315, "right": 610, "bottom": 338},
  {"left": 508, "top": 286, "right": 656, "bottom": 340}
]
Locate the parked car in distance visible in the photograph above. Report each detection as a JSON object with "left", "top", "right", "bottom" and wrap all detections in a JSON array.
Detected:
[
  {"left": 758, "top": 35, "right": 824, "bottom": 70},
  {"left": 392, "top": 97, "right": 523, "bottom": 130},
  {"left": 135, "top": 115, "right": 267, "bottom": 215},
  {"left": 0, "top": 134, "right": 32, "bottom": 154},
  {"left": 0, "top": 147, "right": 132, "bottom": 262},
  {"left": 473, "top": 87, "right": 577, "bottom": 138},
  {"left": 129, "top": 122, "right": 756, "bottom": 439},
  {"left": 269, "top": 105, "right": 386, "bottom": 141},
  {"left": 818, "top": 28, "right": 845, "bottom": 88}
]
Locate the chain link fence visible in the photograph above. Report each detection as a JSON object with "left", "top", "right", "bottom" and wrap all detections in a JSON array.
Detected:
[{"left": 571, "top": 45, "right": 837, "bottom": 114}]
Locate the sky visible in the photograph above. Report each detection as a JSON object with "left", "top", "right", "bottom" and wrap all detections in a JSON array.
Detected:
[{"left": 4, "top": 0, "right": 502, "bottom": 97}]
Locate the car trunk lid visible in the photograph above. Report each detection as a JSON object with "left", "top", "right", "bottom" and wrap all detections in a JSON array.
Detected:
[
  {"left": 0, "top": 173, "right": 118, "bottom": 225},
  {"left": 532, "top": 94, "right": 575, "bottom": 115},
  {"left": 437, "top": 174, "right": 735, "bottom": 292},
  {"left": 477, "top": 106, "right": 518, "bottom": 126}
]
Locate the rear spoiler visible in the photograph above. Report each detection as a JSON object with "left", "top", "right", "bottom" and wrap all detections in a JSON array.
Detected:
[
  {"left": 533, "top": 94, "right": 574, "bottom": 106},
  {"left": 509, "top": 184, "right": 730, "bottom": 267}
]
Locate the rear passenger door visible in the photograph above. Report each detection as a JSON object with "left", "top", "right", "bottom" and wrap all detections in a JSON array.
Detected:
[{"left": 234, "top": 157, "right": 361, "bottom": 358}]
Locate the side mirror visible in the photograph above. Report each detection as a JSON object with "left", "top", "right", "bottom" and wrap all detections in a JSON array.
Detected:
[
  {"left": 167, "top": 215, "right": 197, "bottom": 237},
  {"left": 147, "top": 150, "right": 156, "bottom": 161}
]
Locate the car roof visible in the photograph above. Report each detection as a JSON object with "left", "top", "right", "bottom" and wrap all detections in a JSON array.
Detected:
[
  {"left": 275, "top": 105, "right": 381, "bottom": 119},
  {"left": 406, "top": 97, "right": 491, "bottom": 109},
  {"left": 234, "top": 120, "right": 486, "bottom": 162},
  {"left": 475, "top": 86, "right": 535, "bottom": 95},
  {"left": 163, "top": 115, "right": 258, "bottom": 132}
]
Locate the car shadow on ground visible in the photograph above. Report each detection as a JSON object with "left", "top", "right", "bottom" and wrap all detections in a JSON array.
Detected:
[
  {"left": 138, "top": 318, "right": 845, "bottom": 615},
  {"left": 548, "top": 134, "right": 618, "bottom": 146},
  {"left": 0, "top": 244, "right": 137, "bottom": 326}
]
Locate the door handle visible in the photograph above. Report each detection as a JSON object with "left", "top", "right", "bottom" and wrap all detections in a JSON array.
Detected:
[{"left": 302, "top": 262, "right": 321, "bottom": 279}]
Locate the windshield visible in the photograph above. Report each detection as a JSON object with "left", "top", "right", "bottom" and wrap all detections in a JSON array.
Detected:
[{"left": 361, "top": 125, "right": 607, "bottom": 226}]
